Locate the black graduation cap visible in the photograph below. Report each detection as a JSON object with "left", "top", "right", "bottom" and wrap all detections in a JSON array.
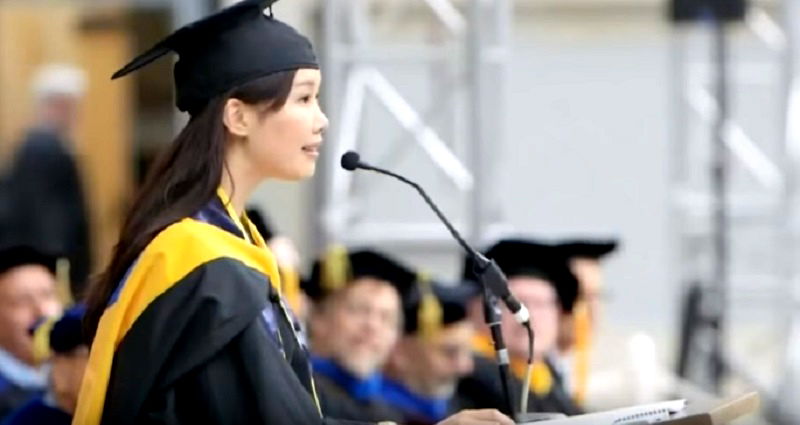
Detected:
[
  {"left": 303, "top": 247, "right": 417, "bottom": 302},
  {"left": 112, "top": 0, "right": 318, "bottom": 114},
  {"left": 555, "top": 239, "right": 619, "bottom": 260},
  {"left": 49, "top": 304, "right": 86, "bottom": 354},
  {"left": 29, "top": 304, "right": 86, "bottom": 361},
  {"left": 402, "top": 280, "right": 478, "bottom": 336},
  {"left": 464, "top": 239, "right": 579, "bottom": 314},
  {"left": 0, "top": 244, "right": 57, "bottom": 275}
]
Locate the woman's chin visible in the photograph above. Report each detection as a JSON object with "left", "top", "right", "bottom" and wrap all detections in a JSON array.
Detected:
[
  {"left": 274, "top": 164, "right": 317, "bottom": 181},
  {"left": 296, "top": 164, "right": 317, "bottom": 180}
]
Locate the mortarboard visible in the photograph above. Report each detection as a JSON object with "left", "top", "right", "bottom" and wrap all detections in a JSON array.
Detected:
[
  {"left": 49, "top": 304, "right": 86, "bottom": 354},
  {"left": 463, "top": 239, "right": 579, "bottom": 314},
  {"left": 402, "top": 279, "right": 479, "bottom": 338},
  {"left": 30, "top": 304, "right": 86, "bottom": 362},
  {"left": 0, "top": 244, "right": 57, "bottom": 276},
  {"left": 112, "top": 0, "right": 318, "bottom": 114},
  {"left": 555, "top": 239, "right": 619, "bottom": 260},
  {"left": 303, "top": 247, "right": 417, "bottom": 302}
]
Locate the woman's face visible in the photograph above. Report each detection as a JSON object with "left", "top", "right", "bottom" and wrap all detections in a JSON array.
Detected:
[{"left": 242, "top": 68, "right": 328, "bottom": 181}]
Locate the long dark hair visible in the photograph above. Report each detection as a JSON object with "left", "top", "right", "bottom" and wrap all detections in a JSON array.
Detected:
[{"left": 84, "top": 70, "right": 298, "bottom": 342}]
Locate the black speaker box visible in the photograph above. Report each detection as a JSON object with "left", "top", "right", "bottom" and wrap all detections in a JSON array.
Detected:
[{"left": 670, "top": 0, "right": 747, "bottom": 22}]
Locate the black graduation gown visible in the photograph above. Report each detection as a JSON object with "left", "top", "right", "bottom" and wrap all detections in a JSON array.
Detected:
[
  {"left": 530, "top": 359, "right": 582, "bottom": 416},
  {"left": 314, "top": 374, "right": 405, "bottom": 423},
  {"left": 455, "top": 354, "right": 514, "bottom": 414},
  {"left": 74, "top": 197, "right": 371, "bottom": 425},
  {"left": 455, "top": 354, "right": 581, "bottom": 417},
  {"left": 0, "top": 376, "right": 40, "bottom": 422},
  {"left": 2, "top": 129, "right": 91, "bottom": 294},
  {"left": 2, "top": 396, "right": 71, "bottom": 425}
]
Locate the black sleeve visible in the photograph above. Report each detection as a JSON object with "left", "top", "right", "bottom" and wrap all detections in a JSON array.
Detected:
[
  {"left": 0, "top": 387, "right": 40, "bottom": 423},
  {"left": 455, "top": 355, "right": 514, "bottom": 412},
  {"left": 140, "top": 319, "right": 367, "bottom": 425}
]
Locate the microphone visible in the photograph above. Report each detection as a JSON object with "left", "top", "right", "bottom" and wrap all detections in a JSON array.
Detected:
[
  {"left": 340, "top": 151, "right": 361, "bottom": 171},
  {"left": 339, "top": 151, "right": 530, "bottom": 325}
]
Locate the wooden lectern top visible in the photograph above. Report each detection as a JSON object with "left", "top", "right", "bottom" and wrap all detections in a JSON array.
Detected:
[{"left": 517, "top": 392, "right": 760, "bottom": 425}]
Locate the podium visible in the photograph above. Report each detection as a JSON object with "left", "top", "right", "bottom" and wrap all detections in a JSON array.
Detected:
[
  {"left": 516, "top": 392, "right": 759, "bottom": 425},
  {"left": 655, "top": 392, "right": 760, "bottom": 425}
]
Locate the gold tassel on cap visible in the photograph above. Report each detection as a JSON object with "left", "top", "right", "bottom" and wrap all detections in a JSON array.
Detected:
[
  {"left": 416, "top": 272, "right": 443, "bottom": 342},
  {"left": 321, "top": 245, "right": 350, "bottom": 294},
  {"left": 32, "top": 257, "right": 72, "bottom": 365},
  {"left": 571, "top": 301, "right": 592, "bottom": 405},
  {"left": 55, "top": 258, "right": 74, "bottom": 307},
  {"left": 31, "top": 317, "right": 56, "bottom": 365}
]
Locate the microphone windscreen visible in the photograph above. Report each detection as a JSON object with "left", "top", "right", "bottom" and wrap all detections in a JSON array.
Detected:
[{"left": 340, "top": 151, "right": 361, "bottom": 171}]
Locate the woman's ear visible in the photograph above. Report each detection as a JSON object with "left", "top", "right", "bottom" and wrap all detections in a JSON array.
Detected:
[{"left": 222, "top": 98, "right": 250, "bottom": 137}]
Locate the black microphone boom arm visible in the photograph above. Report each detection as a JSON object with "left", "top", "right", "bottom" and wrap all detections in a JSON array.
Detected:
[{"left": 338, "top": 151, "right": 530, "bottom": 325}]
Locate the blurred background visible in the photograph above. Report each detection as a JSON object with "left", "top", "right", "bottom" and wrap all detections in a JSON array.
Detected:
[{"left": 0, "top": 0, "right": 795, "bottom": 423}]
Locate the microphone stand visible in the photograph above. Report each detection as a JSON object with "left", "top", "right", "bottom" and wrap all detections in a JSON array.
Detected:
[
  {"left": 483, "top": 288, "right": 516, "bottom": 417},
  {"left": 342, "top": 154, "right": 526, "bottom": 416}
]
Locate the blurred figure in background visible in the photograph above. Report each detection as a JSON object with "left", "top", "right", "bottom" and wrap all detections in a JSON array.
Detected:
[
  {"left": 246, "top": 206, "right": 308, "bottom": 321},
  {"left": 304, "top": 247, "right": 414, "bottom": 423},
  {"left": 2, "top": 64, "right": 91, "bottom": 298},
  {"left": 381, "top": 279, "right": 477, "bottom": 424},
  {"left": 553, "top": 239, "right": 618, "bottom": 407},
  {"left": 3, "top": 305, "right": 87, "bottom": 425},
  {"left": 457, "top": 239, "right": 581, "bottom": 416},
  {"left": 0, "top": 245, "right": 63, "bottom": 419}
]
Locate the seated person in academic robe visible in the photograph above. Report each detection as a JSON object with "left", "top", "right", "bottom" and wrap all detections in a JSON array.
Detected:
[
  {"left": 3, "top": 305, "right": 87, "bottom": 425},
  {"left": 381, "top": 279, "right": 478, "bottom": 425},
  {"left": 456, "top": 239, "right": 582, "bottom": 416},
  {"left": 552, "top": 239, "right": 618, "bottom": 408},
  {"left": 0, "top": 245, "right": 64, "bottom": 420},
  {"left": 303, "top": 247, "right": 414, "bottom": 423}
]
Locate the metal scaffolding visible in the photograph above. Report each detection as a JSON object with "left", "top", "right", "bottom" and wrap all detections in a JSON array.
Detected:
[
  {"left": 670, "top": 1, "right": 800, "bottom": 422},
  {"left": 314, "top": 0, "right": 512, "bottom": 252}
]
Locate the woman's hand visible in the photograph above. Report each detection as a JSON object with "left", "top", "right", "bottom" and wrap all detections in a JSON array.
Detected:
[{"left": 435, "top": 409, "right": 516, "bottom": 425}]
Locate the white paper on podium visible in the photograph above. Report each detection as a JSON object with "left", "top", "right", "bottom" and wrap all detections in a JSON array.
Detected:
[{"left": 518, "top": 399, "right": 687, "bottom": 425}]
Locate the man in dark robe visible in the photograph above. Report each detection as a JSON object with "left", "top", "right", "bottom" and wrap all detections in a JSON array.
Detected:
[
  {"left": 381, "top": 280, "right": 477, "bottom": 424},
  {"left": 553, "top": 239, "right": 619, "bottom": 408},
  {"left": 303, "top": 248, "right": 415, "bottom": 423},
  {"left": 2, "top": 64, "right": 91, "bottom": 297},
  {"left": 4, "top": 305, "right": 87, "bottom": 425},
  {"left": 0, "top": 245, "right": 64, "bottom": 420},
  {"left": 456, "top": 239, "right": 582, "bottom": 416}
]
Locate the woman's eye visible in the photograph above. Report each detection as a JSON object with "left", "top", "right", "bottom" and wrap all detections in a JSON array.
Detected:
[{"left": 299, "top": 95, "right": 311, "bottom": 103}]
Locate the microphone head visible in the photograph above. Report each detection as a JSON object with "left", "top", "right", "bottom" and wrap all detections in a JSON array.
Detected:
[{"left": 341, "top": 151, "right": 361, "bottom": 171}]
